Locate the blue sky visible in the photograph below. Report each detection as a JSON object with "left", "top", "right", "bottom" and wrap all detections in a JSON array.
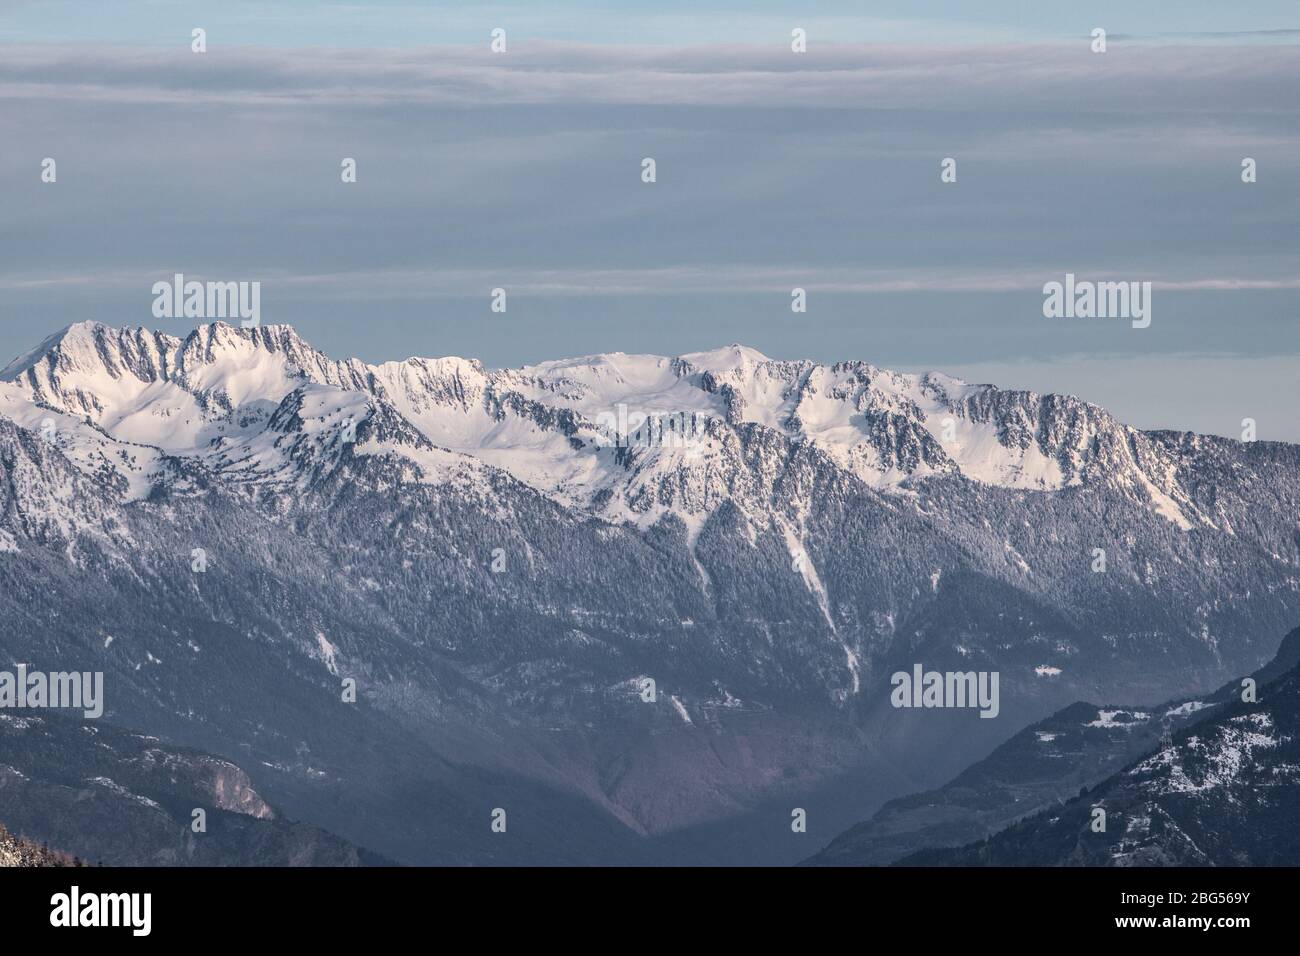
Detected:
[
  {"left": 1, "top": 2, "right": 1297, "bottom": 439},
  {"left": 4, "top": 1, "right": 1300, "bottom": 47}
]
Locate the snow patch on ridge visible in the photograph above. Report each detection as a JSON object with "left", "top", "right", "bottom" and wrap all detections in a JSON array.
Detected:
[{"left": 776, "top": 517, "right": 859, "bottom": 697}]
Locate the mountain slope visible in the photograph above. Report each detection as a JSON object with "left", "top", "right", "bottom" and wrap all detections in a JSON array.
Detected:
[
  {"left": 2, "top": 321, "right": 1298, "bottom": 864},
  {"left": 0, "top": 822, "right": 83, "bottom": 867},
  {"left": 898, "top": 649, "right": 1300, "bottom": 866},
  {"left": 0, "top": 710, "right": 388, "bottom": 866},
  {"left": 807, "top": 626, "right": 1300, "bottom": 865}
]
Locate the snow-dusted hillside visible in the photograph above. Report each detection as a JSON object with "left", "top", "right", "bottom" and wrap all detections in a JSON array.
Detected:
[
  {"left": 898, "top": 646, "right": 1300, "bottom": 867},
  {"left": 0, "top": 822, "right": 79, "bottom": 868}
]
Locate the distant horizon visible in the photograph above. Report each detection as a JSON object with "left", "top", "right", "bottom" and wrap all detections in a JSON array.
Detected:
[{"left": 3, "top": 1, "right": 1297, "bottom": 441}]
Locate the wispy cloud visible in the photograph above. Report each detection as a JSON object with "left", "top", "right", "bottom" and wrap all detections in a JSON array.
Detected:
[
  {"left": 3, "top": 41, "right": 1300, "bottom": 111},
  {"left": 6, "top": 266, "right": 1300, "bottom": 297},
  {"left": 1, "top": 37, "right": 1296, "bottom": 407}
]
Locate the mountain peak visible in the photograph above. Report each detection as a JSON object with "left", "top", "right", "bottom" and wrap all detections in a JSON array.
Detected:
[
  {"left": 679, "top": 343, "right": 773, "bottom": 372},
  {"left": 0, "top": 321, "right": 115, "bottom": 381}
]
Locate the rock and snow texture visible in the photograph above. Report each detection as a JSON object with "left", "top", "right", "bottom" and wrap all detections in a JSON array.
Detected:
[
  {"left": 0, "top": 323, "right": 1217, "bottom": 522},
  {"left": 4, "top": 321, "right": 1300, "bottom": 863},
  {"left": 2, "top": 321, "right": 1299, "bottom": 705},
  {"left": 0, "top": 324, "right": 1297, "bottom": 663},
  {"left": 314, "top": 632, "right": 340, "bottom": 676}
]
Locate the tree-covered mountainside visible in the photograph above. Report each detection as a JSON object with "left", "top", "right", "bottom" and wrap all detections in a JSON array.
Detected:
[
  {"left": 0, "top": 711, "right": 387, "bottom": 866},
  {"left": 896, "top": 651, "right": 1300, "bottom": 866},
  {"left": 808, "top": 627, "right": 1300, "bottom": 866},
  {"left": 0, "top": 821, "right": 83, "bottom": 867}
]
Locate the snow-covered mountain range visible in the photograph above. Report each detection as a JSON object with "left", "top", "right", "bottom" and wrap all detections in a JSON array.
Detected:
[
  {"left": 1, "top": 321, "right": 1297, "bottom": 864},
  {"left": 0, "top": 321, "right": 1225, "bottom": 526}
]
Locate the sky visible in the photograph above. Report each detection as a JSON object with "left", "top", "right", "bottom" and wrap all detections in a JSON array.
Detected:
[{"left": 0, "top": 2, "right": 1297, "bottom": 440}]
